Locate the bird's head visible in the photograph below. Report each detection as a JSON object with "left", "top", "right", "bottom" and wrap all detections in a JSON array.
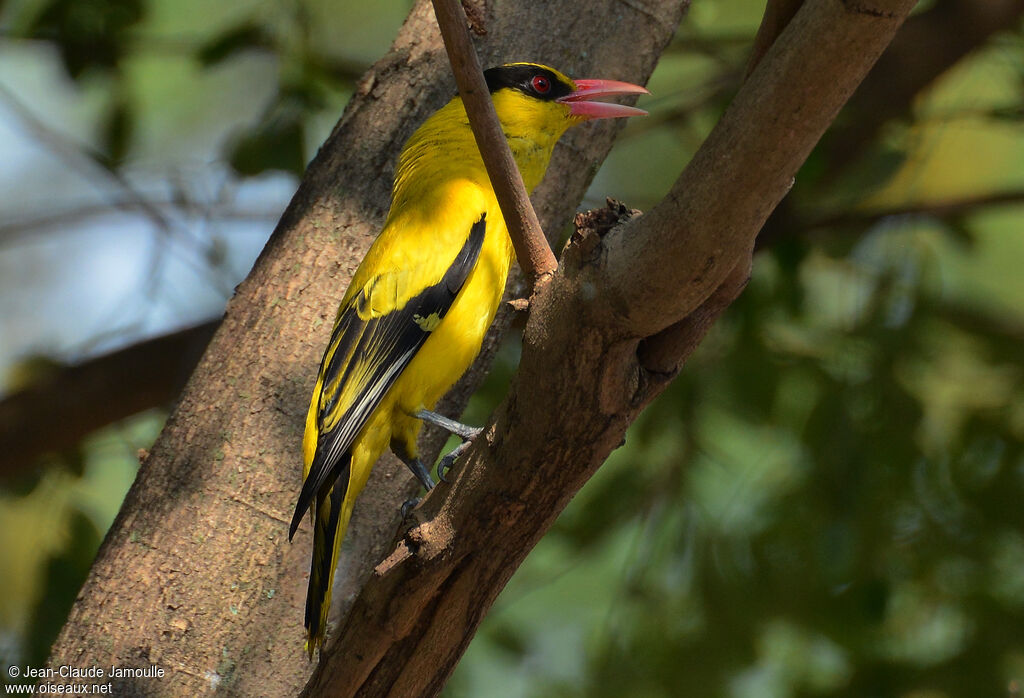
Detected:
[
  {"left": 394, "top": 63, "right": 648, "bottom": 198},
  {"left": 483, "top": 62, "right": 648, "bottom": 142}
]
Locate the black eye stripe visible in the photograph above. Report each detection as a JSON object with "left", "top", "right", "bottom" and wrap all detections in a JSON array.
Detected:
[{"left": 482, "top": 64, "right": 572, "bottom": 102}]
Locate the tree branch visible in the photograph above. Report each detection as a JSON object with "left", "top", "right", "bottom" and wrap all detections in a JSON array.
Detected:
[
  {"left": 301, "top": 0, "right": 917, "bottom": 696},
  {"left": 746, "top": 0, "right": 804, "bottom": 74},
  {"left": 0, "top": 321, "right": 218, "bottom": 478},
  {"left": 31, "top": 2, "right": 1016, "bottom": 691},
  {"left": 430, "top": 0, "right": 557, "bottom": 287},
  {"left": 13, "top": 178, "right": 1014, "bottom": 483},
  {"left": 759, "top": 185, "right": 1024, "bottom": 251},
  {"left": 808, "top": 188, "right": 1024, "bottom": 230},
  {"left": 0, "top": 200, "right": 280, "bottom": 244},
  {"left": 823, "top": 0, "right": 1024, "bottom": 173},
  {"left": 601, "top": 0, "right": 919, "bottom": 337}
]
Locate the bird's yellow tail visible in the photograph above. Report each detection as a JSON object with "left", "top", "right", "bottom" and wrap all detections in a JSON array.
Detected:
[{"left": 303, "top": 454, "right": 353, "bottom": 659}]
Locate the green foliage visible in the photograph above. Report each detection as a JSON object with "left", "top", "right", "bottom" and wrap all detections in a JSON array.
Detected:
[
  {"left": 0, "top": 414, "right": 157, "bottom": 677},
  {"left": 26, "top": 0, "right": 145, "bottom": 79},
  {"left": 99, "top": 89, "right": 133, "bottom": 166},
  {"left": 227, "top": 83, "right": 325, "bottom": 177},
  {"left": 449, "top": 34, "right": 1024, "bottom": 694},
  {"left": 196, "top": 21, "right": 275, "bottom": 67}
]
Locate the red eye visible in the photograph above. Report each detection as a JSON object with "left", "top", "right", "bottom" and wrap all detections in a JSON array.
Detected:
[{"left": 531, "top": 75, "right": 551, "bottom": 94}]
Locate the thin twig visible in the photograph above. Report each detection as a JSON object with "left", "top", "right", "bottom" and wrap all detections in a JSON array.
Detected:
[{"left": 430, "top": 0, "right": 558, "bottom": 287}]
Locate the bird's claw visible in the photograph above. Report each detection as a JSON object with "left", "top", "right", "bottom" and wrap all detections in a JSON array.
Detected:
[
  {"left": 437, "top": 456, "right": 454, "bottom": 484},
  {"left": 400, "top": 497, "right": 421, "bottom": 520},
  {"left": 437, "top": 440, "right": 474, "bottom": 483}
]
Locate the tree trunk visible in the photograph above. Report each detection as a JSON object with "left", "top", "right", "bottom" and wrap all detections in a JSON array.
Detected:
[{"left": 43, "top": 1, "right": 688, "bottom": 695}]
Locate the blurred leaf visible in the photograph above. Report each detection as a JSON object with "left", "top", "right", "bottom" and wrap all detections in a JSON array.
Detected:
[
  {"left": 3, "top": 447, "right": 86, "bottom": 497},
  {"left": 553, "top": 466, "right": 650, "bottom": 550},
  {"left": 197, "top": 21, "right": 275, "bottom": 66},
  {"left": 839, "top": 143, "right": 909, "bottom": 201},
  {"left": 227, "top": 111, "right": 305, "bottom": 177},
  {"left": 205, "top": 235, "right": 229, "bottom": 267},
  {"left": 483, "top": 620, "right": 528, "bottom": 659},
  {"left": 941, "top": 216, "right": 976, "bottom": 249},
  {"left": 3, "top": 355, "right": 63, "bottom": 394},
  {"left": 27, "top": 0, "right": 145, "bottom": 79},
  {"left": 227, "top": 85, "right": 325, "bottom": 177},
  {"left": 3, "top": 466, "right": 47, "bottom": 498},
  {"left": 768, "top": 237, "right": 808, "bottom": 277},
  {"left": 987, "top": 104, "right": 1024, "bottom": 122}
]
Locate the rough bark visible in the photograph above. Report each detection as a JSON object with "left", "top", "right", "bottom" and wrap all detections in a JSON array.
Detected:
[
  {"left": 303, "top": 0, "right": 918, "bottom": 695},
  {"left": 43, "top": 0, "right": 687, "bottom": 695}
]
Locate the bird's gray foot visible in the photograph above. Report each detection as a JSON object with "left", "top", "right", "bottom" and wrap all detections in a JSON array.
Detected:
[{"left": 414, "top": 409, "right": 482, "bottom": 483}]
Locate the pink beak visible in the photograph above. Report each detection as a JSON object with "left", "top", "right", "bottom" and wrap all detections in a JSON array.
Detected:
[{"left": 557, "top": 79, "right": 649, "bottom": 120}]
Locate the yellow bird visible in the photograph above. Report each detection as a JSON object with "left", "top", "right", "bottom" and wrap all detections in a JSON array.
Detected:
[{"left": 288, "top": 62, "right": 647, "bottom": 656}]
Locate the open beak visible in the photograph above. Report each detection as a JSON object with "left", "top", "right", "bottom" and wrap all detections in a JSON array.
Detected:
[{"left": 557, "top": 79, "right": 649, "bottom": 120}]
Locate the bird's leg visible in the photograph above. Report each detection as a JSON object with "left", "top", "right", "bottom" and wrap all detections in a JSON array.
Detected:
[
  {"left": 413, "top": 409, "right": 483, "bottom": 483},
  {"left": 413, "top": 409, "right": 481, "bottom": 441},
  {"left": 395, "top": 455, "right": 434, "bottom": 520},
  {"left": 392, "top": 440, "right": 435, "bottom": 514},
  {"left": 396, "top": 454, "right": 436, "bottom": 491}
]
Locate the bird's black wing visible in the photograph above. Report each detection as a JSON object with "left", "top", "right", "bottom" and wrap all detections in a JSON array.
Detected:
[{"left": 288, "top": 214, "right": 486, "bottom": 537}]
